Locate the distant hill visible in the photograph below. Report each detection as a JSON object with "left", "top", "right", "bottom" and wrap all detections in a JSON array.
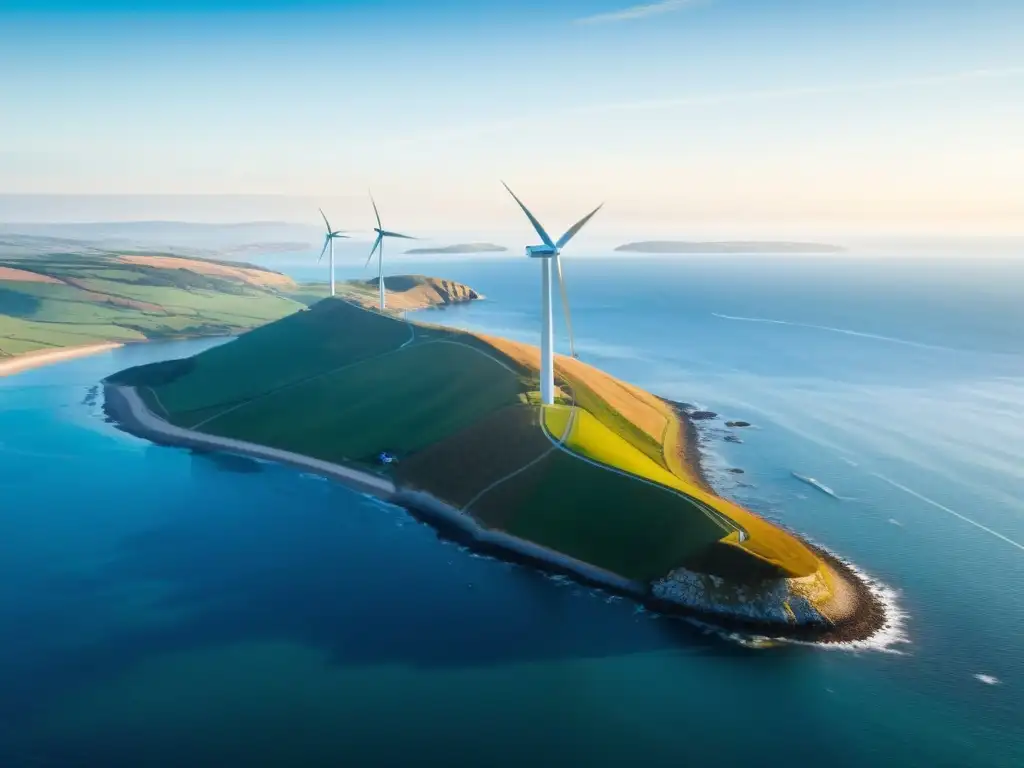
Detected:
[
  {"left": 0, "top": 222, "right": 320, "bottom": 260},
  {"left": 615, "top": 241, "right": 847, "bottom": 254},
  {"left": 404, "top": 243, "right": 508, "bottom": 255},
  {"left": 0, "top": 251, "right": 303, "bottom": 359},
  {"left": 0, "top": 250, "right": 483, "bottom": 362}
]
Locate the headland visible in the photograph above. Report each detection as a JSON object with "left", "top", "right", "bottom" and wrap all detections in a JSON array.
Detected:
[{"left": 101, "top": 294, "right": 889, "bottom": 645}]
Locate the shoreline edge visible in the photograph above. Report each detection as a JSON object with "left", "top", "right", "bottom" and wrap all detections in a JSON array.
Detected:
[
  {"left": 0, "top": 342, "right": 125, "bottom": 378},
  {"left": 103, "top": 382, "right": 889, "bottom": 646}
]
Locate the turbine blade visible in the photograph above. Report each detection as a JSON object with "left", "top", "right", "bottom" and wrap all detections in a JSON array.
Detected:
[
  {"left": 554, "top": 254, "right": 576, "bottom": 359},
  {"left": 317, "top": 235, "right": 330, "bottom": 263},
  {"left": 331, "top": 231, "right": 350, "bottom": 239},
  {"left": 319, "top": 207, "right": 332, "bottom": 233},
  {"left": 555, "top": 203, "right": 604, "bottom": 249},
  {"left": 380, "top": 230, "right": 417, "bottom": 240},
  {"left": 501, "top": 181, "right": 554, "bottom": 248},
  {"left": 370, "top": 191, "right": 382, "bottom": 230},
  {"left": 364, "top": 234, "right": 382, "bottom": 268}
]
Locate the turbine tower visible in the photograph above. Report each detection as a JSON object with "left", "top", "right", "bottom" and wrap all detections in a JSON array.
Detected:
[
  {"left": 365, "top": 192, "right": 416, "bottom": 311},
  {"left": 317, "top": 208, "right": 349, "bottom": 297},
  {"left": 502, "top": 182, "right": 603, "bottom": 406}
]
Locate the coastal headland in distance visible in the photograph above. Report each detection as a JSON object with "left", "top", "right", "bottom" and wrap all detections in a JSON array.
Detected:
[{"left": 0, "top": 247, "right": 477, "bottom": 369}]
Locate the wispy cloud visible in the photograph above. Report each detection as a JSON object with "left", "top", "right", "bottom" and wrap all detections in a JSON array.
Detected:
[
  {"left": 564, "top": 66, "right": 1024, "bottom": 114},
  {"left": 575, "top": 0, "right": 707, "bottom": 25},
  {"left": 373, "top": 66, "right": 1024, "bottom": 149}
]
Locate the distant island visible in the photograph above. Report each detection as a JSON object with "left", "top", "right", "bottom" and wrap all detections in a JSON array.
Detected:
[
  {"left": 404, "top": 243, "right": 508, "bottom": 255},
  {"left": 615, "top": 241, "right": 847, "bottom": 254}
]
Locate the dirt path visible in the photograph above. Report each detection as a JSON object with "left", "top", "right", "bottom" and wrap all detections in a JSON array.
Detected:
[{"left": 0, "top": 342, "right": 124, "bottom": 378}]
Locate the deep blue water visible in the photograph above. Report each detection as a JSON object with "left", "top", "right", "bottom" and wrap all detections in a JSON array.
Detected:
[{"left": 1, "top": 254, "right": 1022, "bottom": 766}]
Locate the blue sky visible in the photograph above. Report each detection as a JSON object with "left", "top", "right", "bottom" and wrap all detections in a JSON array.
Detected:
[{"left": 1, "top": 0, "right": 1022, "bottom": 237}]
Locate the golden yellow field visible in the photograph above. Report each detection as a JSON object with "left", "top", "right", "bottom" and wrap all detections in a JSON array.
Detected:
[
  {"left": 540, "top": 404, "right": 819, "bottom": 577},
  {"left": 479, "top": 329, "right": 821, "bottom": 578},
  {"left": 0, "top": 266, "right": 62, "bottom": 283},
  {"left": 117, "top": 255, "right": 296, "bottom": 289}
]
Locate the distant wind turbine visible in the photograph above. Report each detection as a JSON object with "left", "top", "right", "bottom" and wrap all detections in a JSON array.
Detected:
[
  {"left": 501, "top": 181, "right": 603, "bottom": 406},
  {"left": 365, "top": 192, "right": 416, "bottom": 310},
  {"left": 317, "top": 208, "right": 349, "bottom": 297}
]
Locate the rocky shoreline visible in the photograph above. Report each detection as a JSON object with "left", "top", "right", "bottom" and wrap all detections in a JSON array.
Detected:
[
  {"left": 104, "top": 383, "right": 888, "bottom": 646},
  {"left": 660, "top": 397, "right": 889, "bottom": 644}
]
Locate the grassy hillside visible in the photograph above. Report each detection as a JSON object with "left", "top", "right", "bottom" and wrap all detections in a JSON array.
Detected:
[
  {"left": 289, "top": 274, "right": 483, "bottom": 312},
  {"left": 1, "top": 253, "right": 480, "bottom": 361},
  {"left": 110, "top": 297, "right": 824, "bottom": 585},
  {"left": 0, "top": 252, "right": 303, "bottom": 358}
]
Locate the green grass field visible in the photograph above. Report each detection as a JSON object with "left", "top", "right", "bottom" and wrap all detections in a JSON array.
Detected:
[
  {"left": 193, "top": 341, "right": 523, "bottom": 464},
  {"left": 124, "top": 298, "right": 526, "bottom": 466},
  {"left": 136, "top": 299, "right": 422, "bottom": 415},
  {"left": 495, "top": 451, "right": 729, "bottom": 582},
  {"left": 0, "top": 251, "right": 303, "bottom": 357}
]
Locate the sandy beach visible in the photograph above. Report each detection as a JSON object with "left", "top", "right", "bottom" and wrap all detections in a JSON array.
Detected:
[{"left": 0, "top": 342, "right": 124, "bottom": 378}]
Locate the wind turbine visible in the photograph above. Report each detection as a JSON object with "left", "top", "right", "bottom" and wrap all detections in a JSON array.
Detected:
[
  {"left": 317, "top": 208, "right": 349, "bottom": 297},
  {"left": 502, "top": 182, "right": 603, "bottom": 406},
  {"left": 365, "top": 192, "right": 416, "bottom": 311}
]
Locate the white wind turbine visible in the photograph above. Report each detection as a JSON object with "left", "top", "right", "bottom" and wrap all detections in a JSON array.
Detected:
[
  {"left": 501, "top": 181, "right": 603, "bottom": 406},
  {"left": 365, "top": 192, "right": 416, "bottom": 310},
  {"left": 317, "top": 208, "right": 349, "bottom": 297}
]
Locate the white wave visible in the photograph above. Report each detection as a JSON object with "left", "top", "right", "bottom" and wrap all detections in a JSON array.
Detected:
[
  {"left": 711, "top": 312, "right": 956, "bottom": 352},
  {"left": 873, "top": 473, "right": 1024, "bottom": 553},
  {"left": 792, "top": 472, "right": 839, "bottom": 498},
  {"left": 787, "top": 552, "right": 910, "bottom": 655},
  {"left": 678, "top": 541, "right": 909, "bottom": 654},
  {"left": 974, "top": 674, "right": 1001, "bottom": 685}
]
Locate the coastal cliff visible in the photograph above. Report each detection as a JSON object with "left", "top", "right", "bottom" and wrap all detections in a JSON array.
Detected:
[{"left": 346, "top": 275, "right": 483, "bottom": 312}]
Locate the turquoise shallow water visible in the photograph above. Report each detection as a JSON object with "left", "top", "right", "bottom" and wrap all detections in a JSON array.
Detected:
[{"left": 1, "top": 255, "right": 1022, "bottom": 766}]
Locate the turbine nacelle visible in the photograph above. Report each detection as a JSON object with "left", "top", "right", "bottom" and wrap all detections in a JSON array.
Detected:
[
  {"left": 502, "top": 181, "right": 603, "bottom": 376},
  {"left": 526, "top": 245, "right": 558, "bottom": 258}
]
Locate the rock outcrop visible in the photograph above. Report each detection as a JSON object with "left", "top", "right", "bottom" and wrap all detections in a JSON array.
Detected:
[
  {"left": 652, "top": 565, "right": 833, "bottom": 626},
  {"left": 689, "top": 410, "right": 718, "bottom": 420},
  {"left": 360, "top": 276, "right": 483, "bottom": 312}
]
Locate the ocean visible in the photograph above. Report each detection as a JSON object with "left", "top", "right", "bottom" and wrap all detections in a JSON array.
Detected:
[{"left": 1, "top": 253, "right": 1021, "bottom": 766}]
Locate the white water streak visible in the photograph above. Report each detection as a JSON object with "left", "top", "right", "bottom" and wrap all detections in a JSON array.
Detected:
[
  {"left": 711, "top": 313, "right": 956, "bottom": 352},
  {"left": 873, "top": 473, "right": 1024, "bottom": 553}
]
